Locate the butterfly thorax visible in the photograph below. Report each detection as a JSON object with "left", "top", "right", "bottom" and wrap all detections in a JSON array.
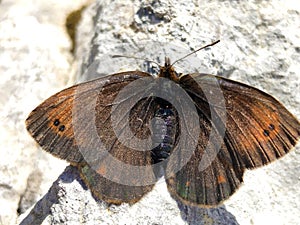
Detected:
[{"left": 158, "top": 57, "right": 180, "bottom": 83}]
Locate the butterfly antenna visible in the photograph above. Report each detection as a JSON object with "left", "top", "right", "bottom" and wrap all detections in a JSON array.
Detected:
[
  {"left": 171, "top": 40, "right": 220, "bottom": 67},
  {"left": 112, "top": 55, "right": 161, "bottom": 67}
]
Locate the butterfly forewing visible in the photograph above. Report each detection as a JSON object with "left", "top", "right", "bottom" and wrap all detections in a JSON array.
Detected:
[{"left": 181, "top": 73, "right": 300, "bottom": 168}]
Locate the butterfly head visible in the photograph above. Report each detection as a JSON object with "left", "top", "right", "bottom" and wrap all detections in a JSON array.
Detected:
[{"left": 158, "top": 57, "right": 180, "bottom": 83}]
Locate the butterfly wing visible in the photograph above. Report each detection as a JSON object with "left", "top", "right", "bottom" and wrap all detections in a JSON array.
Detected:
[
  {"left": 78, "top": 162, "right": 155, "bottom": 204},
  {"left": 26, "top": 72, "right": 146, "bottom": 162},
  {"left": 166, "top": 112, "right": 244, "bottom": 206},
  {"left": 26, "top": 71, "right": 158, "bottom": 203},
  {"left": 166, "top": 73, "right": 300, "bottom": 206}
]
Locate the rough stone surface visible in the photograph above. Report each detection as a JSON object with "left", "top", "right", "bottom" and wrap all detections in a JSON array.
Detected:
[
  {"left": 0, "top": 0, "right": 298, "bottom": 224},
  {"left": 0, "top": 0, "right": 91, "bottom": 224}
]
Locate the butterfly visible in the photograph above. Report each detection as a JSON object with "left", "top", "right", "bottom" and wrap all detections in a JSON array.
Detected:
[{"left": 26, "top": 40, "right": 300, "bottom": 207}]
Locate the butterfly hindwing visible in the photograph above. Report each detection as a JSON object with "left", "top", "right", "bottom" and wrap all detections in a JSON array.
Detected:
[
  {"left": 82, "top": 90, "right": 161, "bottom": 203},
  {"left": 79, "top": 162, "right": 155, "bottom": 204},
  {"left": 165, "top": 112, "right": 244, "bottom": 206}
]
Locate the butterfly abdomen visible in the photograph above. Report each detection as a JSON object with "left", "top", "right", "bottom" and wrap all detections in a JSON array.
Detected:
[{"left": 151, "top": 106, "right": 178, "bottom": 164}]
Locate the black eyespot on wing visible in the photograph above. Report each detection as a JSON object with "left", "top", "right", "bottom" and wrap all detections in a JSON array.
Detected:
[
  {"left": 59, "top": 125, "right": 65, "bottom": 132},
  {"left": 53, "top": 119, "right": 60, "bottom": 126}
]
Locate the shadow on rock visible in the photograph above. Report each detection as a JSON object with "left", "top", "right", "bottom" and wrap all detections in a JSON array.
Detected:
[
  {"left": 19, "top": 166, "right": 86, "bottom": 225},
  {"left": 176, "top": 200, "right": 239, "bottom": 225}
]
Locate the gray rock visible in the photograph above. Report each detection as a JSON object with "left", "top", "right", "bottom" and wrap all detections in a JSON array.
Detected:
[
  {"left": 0, "top": 0, "right": 91, "bottom": 224},
  {"left": 9, "top": 0, "right": 300, "bottom": 224}
]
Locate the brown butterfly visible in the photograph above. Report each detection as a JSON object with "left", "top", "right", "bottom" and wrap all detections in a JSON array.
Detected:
[{"left": 26, "top": 40, "right": 300, "bottom": 207}]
